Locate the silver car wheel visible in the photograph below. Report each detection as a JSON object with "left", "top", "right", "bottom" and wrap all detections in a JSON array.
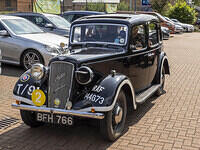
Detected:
[{"left": 23, "top": 51, "right": 42, "bottom": 70}]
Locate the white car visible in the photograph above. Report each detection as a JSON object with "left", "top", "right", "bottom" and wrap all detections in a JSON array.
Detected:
[{"left": 171, "top": 19, "right": 194, "bottom": 32}]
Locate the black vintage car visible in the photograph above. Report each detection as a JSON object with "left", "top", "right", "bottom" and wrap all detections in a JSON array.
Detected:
[{"left": 12, "top": 14, "right": 170, "bottom": 141}]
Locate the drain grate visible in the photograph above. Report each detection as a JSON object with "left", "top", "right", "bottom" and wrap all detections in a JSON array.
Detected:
[{"left": 0, "top": 117, "right": 19, "bottom": 130}]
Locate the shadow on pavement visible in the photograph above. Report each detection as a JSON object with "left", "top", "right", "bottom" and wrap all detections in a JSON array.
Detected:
[
  {"left": 0, "top": 95, "right": 158, "bottom": 150},
  {"left": 123, "top": 95, "right": 156, "bottom": 133},
  {"left": 0, "top": 63, "right": 24, "bottom": 78}
]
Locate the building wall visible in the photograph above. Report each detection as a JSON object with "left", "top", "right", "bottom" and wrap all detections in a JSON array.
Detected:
[
  {"left": 64, "top": 0, "right": 143, "bottom": 11},
  {"left": 64, "top": 0, "right": 73, "bottom": 11},
  {"left": 0, "top": 0, "right": 17, "bottom": 11},
  {"left": 17, "top": 0, "right": 32, "bottom": 12}
]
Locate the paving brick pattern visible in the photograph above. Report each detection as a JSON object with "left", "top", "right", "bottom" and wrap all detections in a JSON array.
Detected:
[{"left": 0, "top": 33, "right": 200, "bottom": 150}]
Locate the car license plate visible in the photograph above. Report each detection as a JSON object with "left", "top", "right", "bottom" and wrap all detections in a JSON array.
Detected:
[{"left": 36, "top": 112, "right": 73, "bottom": 126}]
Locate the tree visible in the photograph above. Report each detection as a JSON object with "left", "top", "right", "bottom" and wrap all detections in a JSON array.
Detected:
[
  {"left": 168, "top": 1, "right": 197, "bottom": 24},
  {"left": 117, "top": 1, "right": 129, "bottom": 11},
  {"left": 151, "top": 0, "right": 171, "bottom": 15},
  {"left": 83, "top": 3, "right": 105, "bottom": 12},
  {"left": 194, "top": 0, "right": 200, "bottom": 6}
]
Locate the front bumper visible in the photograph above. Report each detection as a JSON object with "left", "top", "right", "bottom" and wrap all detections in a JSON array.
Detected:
[{"left": 12, "top": 103, "right": 104, "bottom": 120}]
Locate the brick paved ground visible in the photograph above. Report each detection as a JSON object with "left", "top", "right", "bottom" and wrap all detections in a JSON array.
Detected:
[{"left": 0, "top": 33, "right": 200, "bottom": 150}]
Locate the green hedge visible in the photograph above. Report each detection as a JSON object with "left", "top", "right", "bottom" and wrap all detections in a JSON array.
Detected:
[{"left": 168, "top": 1, "right": 197, "bottom": 24}]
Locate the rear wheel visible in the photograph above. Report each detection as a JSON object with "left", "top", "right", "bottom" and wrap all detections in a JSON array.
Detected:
[
  {"left": 155, "top": 67, "right": 165, "bottom": 96},
  {"left": 20, "top": 110, "right": 43, "bottom": 128},
  {"left": 21, "top": 49, "right": 44, "bottom": 70},
  {"left": 100, "top": 91, "right": 127, "bottom": 141}
]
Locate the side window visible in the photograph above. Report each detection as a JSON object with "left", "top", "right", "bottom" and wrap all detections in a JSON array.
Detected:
[
  {"left": 33, "top": 16, "right": 48, "bottom": 27},
  {"left": 130, "top": 25, "right": 146, "bottom": 50},
  {"left": 23, "top": 16, "right": 32, "bottom": 21},
  {"left": 159, "top": 26, "right": 163, "bottom": 42},
  {"left": 64, "top": 14, "right": 74, "bottom": 23},
  {"left": 73, "top": 14, "right": 86, "bottom": 21},
  {"left": 149, "top": 23, "right": 159, "bottom": 46}
]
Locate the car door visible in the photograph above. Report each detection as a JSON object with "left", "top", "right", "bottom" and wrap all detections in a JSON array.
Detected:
[
  {"left": 127, "top": 24, "right": 150, "bottom": 93},
  {"left": 147, "top": 22, "right": 160, "bottom": 86},
  {"left": 0, "top": 21, "right": 22, "bottom": 64}
]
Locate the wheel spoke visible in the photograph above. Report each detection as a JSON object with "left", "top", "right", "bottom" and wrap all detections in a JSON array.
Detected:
[
  {"left": 26, "top": 54, "right": 32, "bottom": 61},
  {"left": 24, "top": 60, "right": 29, "bottom": 65},
  {"left": 32, "top": 60, "right": 40, "bottom": 64},
  {"left": 30, "top": 54, "right": 36, "bottom": 60}
]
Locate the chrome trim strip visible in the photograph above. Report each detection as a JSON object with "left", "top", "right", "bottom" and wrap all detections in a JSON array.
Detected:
[
  {"left": 0, "top": 59, "right": 20, "bottom": 65},
  {"left": 11, "top": 104, "right": 104, "bottom": 119},
  {"left": 13, "top": 95, "right": 34, "bottom": 105}
]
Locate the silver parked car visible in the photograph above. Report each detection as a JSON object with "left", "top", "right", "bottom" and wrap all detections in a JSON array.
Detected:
[
  {"left": 0, "top": 15, "right": 69, "bottom": 69},
  {"left": 171, "top": 19, "right": 194, "bottom": 32}
]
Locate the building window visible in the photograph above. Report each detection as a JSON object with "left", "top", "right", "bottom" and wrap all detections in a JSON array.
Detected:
[{"left": 5, "top": 0, "right": 11, "bottom": 7}]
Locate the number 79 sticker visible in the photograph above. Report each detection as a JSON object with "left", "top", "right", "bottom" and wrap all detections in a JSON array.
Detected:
[{"left": 31, "top": 89, "right": 46, "bottom": 106}]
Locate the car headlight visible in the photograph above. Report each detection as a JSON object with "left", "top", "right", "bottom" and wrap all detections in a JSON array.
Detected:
[
  {"left": 45, "top": 45, "right": 60, "bottom": 54},
  {"left": 31, "top": 64, "right": 45, "bottom": 80},
  {"left": 75, "top": 66, "right": 94, "bottom": 85}
]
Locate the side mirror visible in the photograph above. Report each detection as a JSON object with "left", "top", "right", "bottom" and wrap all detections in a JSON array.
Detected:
[
  {"left": 0, "top": 30, "right": 9, "bottom": 36},
  {"left": 45, "top": 23, "right": 54, "bottom": 29}
]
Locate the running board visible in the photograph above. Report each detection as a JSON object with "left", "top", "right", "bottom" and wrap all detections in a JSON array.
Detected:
[{"left": 136, "top": 84, "right": 161, "bottom": 104}]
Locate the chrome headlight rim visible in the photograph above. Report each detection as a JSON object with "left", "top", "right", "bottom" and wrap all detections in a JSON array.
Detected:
[
  {"left": 30, "top": 63, "right": 45, "bottom": 80},
  {"left": 75, "top": 66, "right": 94, "bottom": 85}
]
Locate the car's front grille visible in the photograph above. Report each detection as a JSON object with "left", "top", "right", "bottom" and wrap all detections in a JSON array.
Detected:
[{"left": 48, "top": 61, "right": 74, "bottom": 109}]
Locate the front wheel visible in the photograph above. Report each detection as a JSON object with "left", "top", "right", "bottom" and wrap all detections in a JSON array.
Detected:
[
  {"left": 20, "top": 110, "right": 43, "bottom": 128},
  {"left": 100, "top": 91, "right": 127, "bottom": 141},
  {"left": 21, "top": 50, "right": 44, "bottom": 70}
]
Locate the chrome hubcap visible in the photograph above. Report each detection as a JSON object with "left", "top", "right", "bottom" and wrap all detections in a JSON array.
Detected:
[
  {"left": 24, "top": 52, "right": 40, "bottom": 69},
  {"left": 114, "top": 105, "right": 123, "bottom": 124}
]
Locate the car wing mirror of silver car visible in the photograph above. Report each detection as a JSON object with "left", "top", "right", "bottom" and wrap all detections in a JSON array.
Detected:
[
  {"left": 45, "top": 23, "right": 54, "bottom": 29},
  {"left": 0, "top": 30, "right": 9, "bottom": 36}
]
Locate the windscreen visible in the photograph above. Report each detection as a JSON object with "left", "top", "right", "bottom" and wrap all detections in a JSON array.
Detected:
[
  {"left": 2, "top": 18, "right": 44, "bottom": 35},
  {"left": 71, "top": 24, "right": 128, "bottom": 45},
  {"left": 46, "top": 15, "right": 71, "bottom": 29}
]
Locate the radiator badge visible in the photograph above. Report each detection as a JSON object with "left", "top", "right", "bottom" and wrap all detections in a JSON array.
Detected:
[
  {"left": 55, "top": 73, "right": 66, "bottom": 82},
  {"left": 20, "top": 74, "right": 30, "bottom": 82}
]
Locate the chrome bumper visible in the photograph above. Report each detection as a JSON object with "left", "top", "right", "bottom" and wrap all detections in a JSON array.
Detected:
[{"left": 12, "top": 104, "right": 104, "bottom": 119}]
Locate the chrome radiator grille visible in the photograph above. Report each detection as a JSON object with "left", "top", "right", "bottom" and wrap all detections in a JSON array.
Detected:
[{"left": 48, "top": 61, "right": 74, "bottom": 109}]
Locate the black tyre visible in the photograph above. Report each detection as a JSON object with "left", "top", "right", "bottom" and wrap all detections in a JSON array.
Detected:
[
  {"left": 21, "top": 49, "right": 44, "bottom": 70},
  {"left": 100, "top": 91, "right": 127, "bottom": 141},
  {"left": 20, "top": 110, "right": 43, "bottom": 128},
  {"left": 155, "top": 67, "right": 165, "bottom": 96}
]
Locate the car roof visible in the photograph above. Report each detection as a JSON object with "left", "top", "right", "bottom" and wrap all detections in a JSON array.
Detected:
[
  {"left": 8, "top": 12, "right": 58, "bottom": 17},
  {"left": 0, "top": 15, "right": 25, "bottom": 20},
  {"left": 136, "top": 11, "right": 168, "bottom": 22},
  {"left": 72, "top": 13, "right": 159, "bottom": 25},
  {"left": 63, "top": 11, "right": 105, "bottom": 15}
]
